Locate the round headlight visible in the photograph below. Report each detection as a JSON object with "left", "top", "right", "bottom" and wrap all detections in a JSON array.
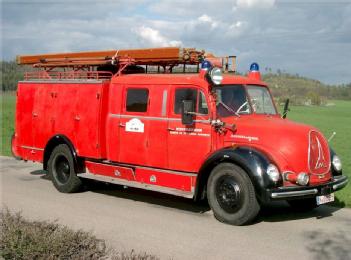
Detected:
[
  {"left": 209, "top": 67, "right": 223, "bottom": 85},
  {"left": 332, "top": 155, "right": 342, "bottom": 171},
  {"left": 296, "top": 172, "right": 309, "bottom": 186},
  {"left": 267, "top": 164, "right": 280, "bottom": 182}
]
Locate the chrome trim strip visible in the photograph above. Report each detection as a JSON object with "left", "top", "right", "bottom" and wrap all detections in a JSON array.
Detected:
[
  {"left": 20, "top": 145, "right": 44, "bottom": 151},
  {"left": 109, "top": 113, "right": 210, "bottom": 124},
  {"left": 333, "top": 178, "right": 349, "bottom": 191},
  {"left": 78, "top": 172, "right": 194, "bottom": 199},
  {"left": 271, "top": 189, "right": 318, "bottom": 199},
  {"left": 161, "top": 90, "right": 168, "bottom": 116},
  {"left": 109, "top": 113, "right": 180, "bottom": 121}
]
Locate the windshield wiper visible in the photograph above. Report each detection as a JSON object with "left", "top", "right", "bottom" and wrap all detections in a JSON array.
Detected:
[
  {"left": 235, "top": 101, "right": 248, "bottom": 115},
  {"left": 218, "top": 100, "right": 240, "bottom": 117}
]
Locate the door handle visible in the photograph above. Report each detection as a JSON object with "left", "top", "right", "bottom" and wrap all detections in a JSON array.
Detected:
[
  {"left": 74, "top": 116, "right": 80, "bottom": 121},
  {"left": 32, "top": 112, "right": 38, "bottom": 117},
  {"left": 119, "top": 123, "right": 125, "bottom": 127},
  {"left": 167, "top": 128, "right": 176, "bottom": 131}
]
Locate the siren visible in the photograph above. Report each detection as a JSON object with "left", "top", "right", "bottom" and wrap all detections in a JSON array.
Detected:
[
  {"left": 248, "top": 62, "right": 261, "bottom": 80},
  {"left": 201, "top": 60, "right": 212, "bottom": 71}
]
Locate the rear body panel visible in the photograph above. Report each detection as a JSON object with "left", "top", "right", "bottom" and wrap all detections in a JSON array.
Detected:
[{"left": 14, "top": 80, "right": 109, "bottom": 161}]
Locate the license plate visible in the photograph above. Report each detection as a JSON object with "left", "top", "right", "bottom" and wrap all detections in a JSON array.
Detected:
[{"left": 316, "top": 193, "right": 334, "bottom": 205}]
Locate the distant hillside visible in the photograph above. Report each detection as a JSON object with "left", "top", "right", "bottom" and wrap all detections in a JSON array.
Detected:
[
  {"left": 1, "top": 61, "right": 26, "bottom": 91},
  {"left": 1, "top": 60, "right": 350, "bottom": 105},
  {"left": 262, "top": 72, "right": 351, "bottom": 105}
]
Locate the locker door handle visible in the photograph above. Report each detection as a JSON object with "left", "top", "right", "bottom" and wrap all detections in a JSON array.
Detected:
[
  {"left": 167, "top": 128, "right": 176, "bottom": 131},
  {"left": 32, "top": 112, "right": 38, "bottom": 117},
  {"left": 74, "top": 116, "right": 80, "bottom": 121},
  {"left": 119, "top": 123, "right": 125, "bottom": 127}
]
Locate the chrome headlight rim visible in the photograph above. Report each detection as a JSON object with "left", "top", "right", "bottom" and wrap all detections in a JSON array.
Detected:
[
  {"left": 332, "top": 155, "right": 342, "bottom": 172},
  {"left": 296, "top": 172, "right": 310, "bottom": 186},
  {"left": 266, "top": 164, "right": 280, "bottom": 182},
  {"left": 209, "top": 67, "right": 223, "bottom": 85}
]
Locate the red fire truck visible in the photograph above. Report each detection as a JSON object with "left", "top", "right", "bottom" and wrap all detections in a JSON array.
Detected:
[{"left": 12, "top": 47, "right": 348, "bottom": 225}]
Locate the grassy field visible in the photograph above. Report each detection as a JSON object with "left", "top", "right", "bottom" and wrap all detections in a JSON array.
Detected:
[
  {"left": 1, "top": 92, "right": 350, "bottom": 206},
  {"left": 0, "top": 92, "right": 15, "bottom": 156}
]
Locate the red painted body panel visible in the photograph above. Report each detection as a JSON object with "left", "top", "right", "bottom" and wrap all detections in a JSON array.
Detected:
[
  {"left": 221, "top": 114, "right": 332, "bottom": 185},
  {"left": 85, "top": 161, "right": 135, "bottom": 181},
  {"left": 14, "top": 81, "right": 110, "bottom": 161}
]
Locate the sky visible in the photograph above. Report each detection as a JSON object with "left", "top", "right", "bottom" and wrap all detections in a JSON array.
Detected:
[{"left": 1, "top": 0, "right": 351, "bottom": 84}]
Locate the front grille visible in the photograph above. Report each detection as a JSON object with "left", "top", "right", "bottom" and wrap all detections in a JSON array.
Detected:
[{"left": 308, "top": 130, "right": 330, "bottom": 175}]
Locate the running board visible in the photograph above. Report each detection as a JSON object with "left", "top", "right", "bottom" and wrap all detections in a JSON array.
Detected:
[{"left": 78, "top": 172, "right": 194, "bottom": 199}]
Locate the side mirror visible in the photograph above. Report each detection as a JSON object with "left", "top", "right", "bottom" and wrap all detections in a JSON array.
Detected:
[
  {"left": 282, "top": 98, "right": 290, "bottom": 119},
  {"left": 181, "top": 100, "right": 195, "bottom": 125}
]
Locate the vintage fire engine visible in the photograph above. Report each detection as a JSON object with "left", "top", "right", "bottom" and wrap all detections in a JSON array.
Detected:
[{"left": 12, "top": 47, "right": 348, "bottom": 225}]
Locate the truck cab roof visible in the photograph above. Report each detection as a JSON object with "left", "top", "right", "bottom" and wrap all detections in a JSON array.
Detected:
[{"left": 111, "top": 73, "right": 267, "bottom": 87}]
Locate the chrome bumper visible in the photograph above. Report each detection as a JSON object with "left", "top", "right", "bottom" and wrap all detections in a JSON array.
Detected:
[{"left": 269, "top": 175, "right": 348, "bottom": 200}]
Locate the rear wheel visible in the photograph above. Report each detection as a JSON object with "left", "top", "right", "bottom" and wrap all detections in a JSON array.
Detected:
[
  {"left": 207, "top": 163, "right": 260, "bottom": 225},
  {"left": 48, "top": 144, "right": 82, "bottom": 193},
  {"left": 287, "top": 198, "right": 318, "bottom": 212}
]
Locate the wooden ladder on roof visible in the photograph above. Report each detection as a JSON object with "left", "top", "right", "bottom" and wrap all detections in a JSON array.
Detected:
[
  {"left": 16, "top": 47, "right": 205, "bottom": 67},
  {"left": 17, "top": 47, "right": 236, "bottom": 75}
]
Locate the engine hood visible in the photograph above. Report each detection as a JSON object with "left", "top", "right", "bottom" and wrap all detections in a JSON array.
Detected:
[{"left": 222, "top": 115, "right": 331, "bottom": 184}]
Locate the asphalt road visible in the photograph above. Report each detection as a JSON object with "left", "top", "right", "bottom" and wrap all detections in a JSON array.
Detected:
[{"left": 1, "top": 156, "right": 351, "bottom": 260}]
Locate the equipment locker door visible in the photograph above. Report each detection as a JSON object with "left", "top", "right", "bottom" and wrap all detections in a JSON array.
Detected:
[{"left": 32, "top": 84, "right": 55, "bottom": 150}]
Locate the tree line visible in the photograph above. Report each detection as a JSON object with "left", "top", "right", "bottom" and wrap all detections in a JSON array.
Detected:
[{"left": 1, "top": 60, "right": 351, "bottom": 104}]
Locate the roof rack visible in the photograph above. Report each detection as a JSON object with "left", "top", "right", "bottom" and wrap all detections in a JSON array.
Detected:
[
  {"left": 17, "top": 47, "right": 204, "bottom": 66},
  {"left": 17, "top": 47, "right": 236, "bottom": 78}
]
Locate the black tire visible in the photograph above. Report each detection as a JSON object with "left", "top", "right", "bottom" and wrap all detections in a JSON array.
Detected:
[
  {"left": 48, "top": 144, "right": 82, "bottom": 193},
  {"left": 287, "top": 198, "right": 318, "bottom": 212},
  {"left": 207, "top": 163, "right": 260, "bottom": 225}
]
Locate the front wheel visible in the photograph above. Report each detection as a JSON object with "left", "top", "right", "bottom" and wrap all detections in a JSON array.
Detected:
[
  {"left": 207, "top": 163, "right": 260, "bottom": 225},
  {"left": 48, "top": 144, "right": 82, "bottom": 193}
]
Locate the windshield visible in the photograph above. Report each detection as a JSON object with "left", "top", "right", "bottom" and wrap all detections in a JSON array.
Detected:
[
  {"left": 215, "top": 85, "right": 276, "bottom": 117},
  {"left": 247, "top": 85, "right": 276, "bottom": 115}
]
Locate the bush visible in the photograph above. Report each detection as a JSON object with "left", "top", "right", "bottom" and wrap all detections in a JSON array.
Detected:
[{"left": 0, "top": 209, "right": 158, "bottom": 260}]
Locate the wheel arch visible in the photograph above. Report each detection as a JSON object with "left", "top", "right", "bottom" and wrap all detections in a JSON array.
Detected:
[
  {"left": 194, "top": 146, "right": 279, "bottom": 203},
  {"left": 43, "top": 135, "right": 84, "bottom": 172}
]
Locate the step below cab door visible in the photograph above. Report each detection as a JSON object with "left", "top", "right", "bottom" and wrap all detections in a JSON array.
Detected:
[{"left": 167, "top": 86, "right": 212, "bottom": 172}]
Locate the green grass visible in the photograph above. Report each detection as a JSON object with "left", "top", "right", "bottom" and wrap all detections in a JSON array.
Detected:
[
  {"left": 286, "top": 100, "right": 351, "bottom": 207},
  {"left": 0, "top": 92, "right": 16, "bottom": 156},
  {"left": 1, "top": 92, "right": 350, "bottom": 207}
]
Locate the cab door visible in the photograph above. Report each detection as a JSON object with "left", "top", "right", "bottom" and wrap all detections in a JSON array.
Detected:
[
  {"left": 167, "top": 86, "right": 212, "bottom": 172},
  {"left": 118, "top": 86, "right": 150, "bottom": 165}
]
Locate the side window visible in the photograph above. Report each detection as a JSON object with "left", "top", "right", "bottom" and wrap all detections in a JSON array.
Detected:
[
  {"left": 198, "top": 91, "right": 208, "bottom": 114},
  {"left": 174, "top": 88, "right": 197, "bottom": 114},
  {"left": 126, "top": 88, "right": 149, "bottom": 112}
]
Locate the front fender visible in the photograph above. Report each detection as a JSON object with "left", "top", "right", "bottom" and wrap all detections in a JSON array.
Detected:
[{"left": 196, "top": 146, "right": 281, "bottom": 202}]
